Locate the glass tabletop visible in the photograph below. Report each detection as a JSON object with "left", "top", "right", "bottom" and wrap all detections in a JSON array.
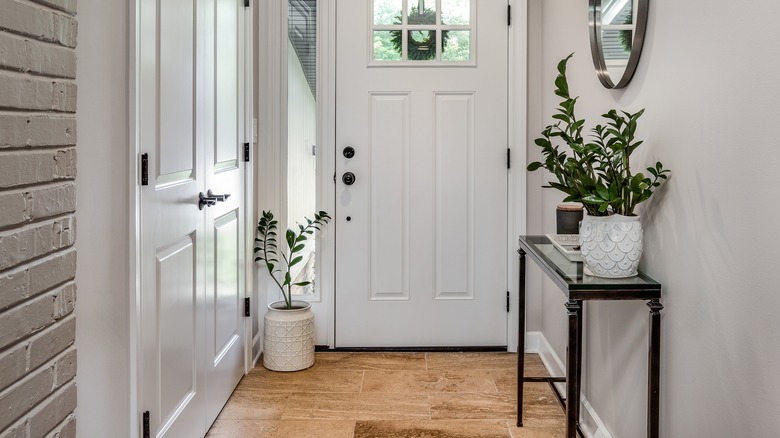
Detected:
[{"left": 518, "top": 235, "right": 661, "bottom": 296}]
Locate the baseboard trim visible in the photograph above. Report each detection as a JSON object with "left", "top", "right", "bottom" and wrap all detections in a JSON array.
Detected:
[
  {"left": 525, "top": 331, "right": 541, "bottom": 353},
  {"left": 536, "top": 333, "right": 613, "bottom": 438}
]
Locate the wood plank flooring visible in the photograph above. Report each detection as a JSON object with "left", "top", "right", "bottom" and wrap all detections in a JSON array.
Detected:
[{"left": 206, "top": 352, "right": 565, "bottom": 437}]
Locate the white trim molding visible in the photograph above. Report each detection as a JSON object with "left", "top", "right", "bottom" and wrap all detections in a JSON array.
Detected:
[{"left": 525, "top": 331, "right": 541, "bottom": 353}]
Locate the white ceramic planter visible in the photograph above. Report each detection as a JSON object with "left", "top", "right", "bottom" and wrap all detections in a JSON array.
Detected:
[
  {"left": 579, "top": 214, "right": 643, "bottom": 278},
  {"left": 263, "top": 300, "right": 315, "bottom": 372}
]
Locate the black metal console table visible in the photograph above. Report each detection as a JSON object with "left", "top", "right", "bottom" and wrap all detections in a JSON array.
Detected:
[{"left": 517, "top": 235, "right": 662, "bottom": 438}]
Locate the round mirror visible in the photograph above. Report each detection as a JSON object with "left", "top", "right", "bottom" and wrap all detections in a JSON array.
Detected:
[{"left": 589, "top": 0, "right": 648, "bottom": 89}]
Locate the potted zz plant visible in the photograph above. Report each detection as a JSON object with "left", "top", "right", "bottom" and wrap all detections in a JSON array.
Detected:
[
  {"left": 527, "top": 54, "right": 670, "bottom": 278},
  {"left": 254, "top": 210, "right": 330, "bottom": 371}
]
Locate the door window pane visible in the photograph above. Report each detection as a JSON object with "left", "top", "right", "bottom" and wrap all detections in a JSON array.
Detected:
[
  {"left": 442, "top": 30, "right": 470, "bottom": 61},
  {"left": 408, "top": 30, "right": 437, "bottom": 61},
  {"left": 374, "top": 0, "right": 402, "bottom": 25},
  {"left": 374, "top": 30, "right": 402, "bottom": 61},
  {"left": 408, "top": 0, "right": 437, "bottom": 25},
  {"left": 441, "top": 0, "right": 469, "bottom": 25}
]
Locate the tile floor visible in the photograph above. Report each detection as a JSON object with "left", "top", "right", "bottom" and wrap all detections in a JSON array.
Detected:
[{"left": 206, "top": 352, "right": 566, "bottom": 437}]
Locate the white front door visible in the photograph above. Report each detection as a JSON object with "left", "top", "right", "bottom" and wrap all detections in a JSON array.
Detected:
[
  {"left": 139, "top": 0, "right": 246, "bottom": 436},
  {"left": 335, "top": 0, "right": 509, "bottom": 347}
]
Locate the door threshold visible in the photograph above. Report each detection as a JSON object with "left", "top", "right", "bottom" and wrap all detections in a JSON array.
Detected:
[{"left": 315, "top": 346, "right": 509, "bottom": 353}]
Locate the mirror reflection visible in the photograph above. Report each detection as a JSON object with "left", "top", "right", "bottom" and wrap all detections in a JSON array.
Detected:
[{"left": 589, "top": 0, "right": 647, "bottom": 88}]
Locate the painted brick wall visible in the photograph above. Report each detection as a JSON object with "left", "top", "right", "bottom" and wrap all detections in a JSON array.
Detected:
[{"left": 0, "top": 0, "right": 78, "bottom": 436}]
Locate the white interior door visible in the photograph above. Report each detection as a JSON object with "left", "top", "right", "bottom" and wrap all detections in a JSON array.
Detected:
[
  {"left": 335, "top": 0, "right": 509, "bottom": 347},
  {"left": 139, "top": 0, "right": 246, "bottom": 436}
]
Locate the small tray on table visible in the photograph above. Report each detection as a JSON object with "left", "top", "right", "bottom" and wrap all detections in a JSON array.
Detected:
[{"left": 545, "top": 234, "right": 582, "bottom": 262}]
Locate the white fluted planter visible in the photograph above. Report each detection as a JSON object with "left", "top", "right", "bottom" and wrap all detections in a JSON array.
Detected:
[
  {"left": 579, "top": 214, "right": 643, "bottom": 278},
  {"left": 263, "top": 300, "right": 315, "bottom": 372}
]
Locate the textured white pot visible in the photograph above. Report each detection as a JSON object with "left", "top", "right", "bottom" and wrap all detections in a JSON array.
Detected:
[
  {"left": 579, "top": 214, "right": 643, "bottom": 278},
  {"left": 263, "top": 300, "right": 315, "bottom": 372}
]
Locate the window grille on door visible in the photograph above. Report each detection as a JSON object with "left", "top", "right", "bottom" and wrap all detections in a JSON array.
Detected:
[{"left": 371, "top": 0, "right": 474, "bottom": 65}]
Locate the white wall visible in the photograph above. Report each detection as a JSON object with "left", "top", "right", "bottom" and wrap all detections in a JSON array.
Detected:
[
  {"left": 529, "top": 0, "right": 780, "bottom": 436},
  {"left": 75, "top": 0, "right": 131, "bottom": 436}
]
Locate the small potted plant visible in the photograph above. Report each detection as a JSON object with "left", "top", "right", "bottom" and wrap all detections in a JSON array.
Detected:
[
  {"left": 254, "top": 210, "right": 330, "bottom": 371},
  {"left": 527, "top": 54, "right": 670, "bottom": 278}
]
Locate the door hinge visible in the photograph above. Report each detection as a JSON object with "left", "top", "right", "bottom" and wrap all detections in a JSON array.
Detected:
[
  {"left": 244, "top": 0, "right": 250, "bottom": 8},
  {"left": 507, "top": 4, "right": 512, "bottom": 26},
  {"left": 507, "top": 148, "right": 511, "bottom": 169},
  {"left": 333, "top": 172, "right": 336, "bottom": 184},
  {"left": 244, "top": 142, "right": 250, "bottom": 162},
  {"left": 142, "top": 411, "right": 150, "bottom": 438},
  {"left": 506, "top": 291, "right": 510, "bottom": 312},
  {"left": 140, "top": 153, "right": 149, "bottom": 186},
  {"left": 244, "top": 297, "right": 251, "bottom": 317}
]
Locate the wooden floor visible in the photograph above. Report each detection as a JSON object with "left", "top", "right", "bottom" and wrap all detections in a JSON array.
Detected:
[{"left": 206, "top": 352, "right": 565, "bottom": 437}]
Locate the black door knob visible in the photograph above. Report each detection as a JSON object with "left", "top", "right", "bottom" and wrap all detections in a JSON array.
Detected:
[
  {"left": 342, "top": 172, "right": 356, "bottom": 186},
  {"left": 343, "top": 146, "right": 355, "bottom": 159}
]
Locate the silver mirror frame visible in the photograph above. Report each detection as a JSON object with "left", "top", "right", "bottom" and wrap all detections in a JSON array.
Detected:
[{"left": 589, "top": 0, "right": 648, "bottom": 89}]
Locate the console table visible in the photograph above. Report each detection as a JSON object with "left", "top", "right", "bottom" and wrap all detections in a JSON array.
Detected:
[{"left": 517, "top": 235, "right": 663, "bottom": 438}]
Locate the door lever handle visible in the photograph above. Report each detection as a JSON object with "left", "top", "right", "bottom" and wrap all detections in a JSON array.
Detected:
[
  {"left": 207, "top": 190, "right": 231, "bottom": 202},
  {"left": 199, "top": 190, "right": 231, "bottom": 210}
]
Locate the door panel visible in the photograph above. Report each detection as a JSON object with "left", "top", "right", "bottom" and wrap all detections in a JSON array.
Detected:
[
  {"left": 369, "top": 93, "right": 410, "bottom": 300},
  {"left": 157, "top": 238, "right": 197, "bottom": 427},
  {"left": 435, "top": 93, "right": 474, "bottom": 299},
  {"left": 205, "top": 203, "right": 244, "bottom": 423},
  {"left": 213, "top": 212, "right": 239, "bottom": 357},
  {"left": 216, "top": 0, "right": 240, "bottom": 166},
  {"left": 158, "top": 0, "right": 195, "bottom": 179},
  {"left": 335, "top": 0, "right": 508, "bottom": 347}
]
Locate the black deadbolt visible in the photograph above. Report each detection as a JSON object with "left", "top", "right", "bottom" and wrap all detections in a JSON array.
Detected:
[
  {"left": 343, "top": 146, "right": 355, "bottom": 159},
  {"left": 342, "top": 172, "right": 356, "bottom": 185}
]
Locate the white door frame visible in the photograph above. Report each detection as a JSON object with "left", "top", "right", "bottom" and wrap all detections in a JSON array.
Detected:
[
  {"left": 257, "top": 0, "right": 526, "bottom": 351},
  {"left": 127, "top": 1, "right": 256, "bottom": 436}
]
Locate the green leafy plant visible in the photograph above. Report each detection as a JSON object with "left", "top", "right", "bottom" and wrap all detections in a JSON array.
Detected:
[
  {"left": 254, "top": 210, "right": 331, "bottom": 309},
  {"left": 527, "top": 54, "right": 670, "bottom": 216}
]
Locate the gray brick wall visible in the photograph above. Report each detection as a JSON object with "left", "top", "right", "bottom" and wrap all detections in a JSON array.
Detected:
[{"left": 0, "top": 0, "right": 78, "bottom": 436}]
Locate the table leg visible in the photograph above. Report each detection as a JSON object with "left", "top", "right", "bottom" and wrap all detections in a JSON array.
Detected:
[
  {"left": 565, "top": 299, "right": 581, "bottom": 438},
  {"left": 647, "top": 299, "right": 663, "bottom": 438},
  {"left": 517, "top": 249, "right": 527, "bottom": 427},
  {"left": 575, "top": 299, "right": 583, "bottom": 430}
]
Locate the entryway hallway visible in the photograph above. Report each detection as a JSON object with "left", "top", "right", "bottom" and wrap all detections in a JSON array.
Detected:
[{"left": 206, "top": 352, "right": 565, "bottom": 437}]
